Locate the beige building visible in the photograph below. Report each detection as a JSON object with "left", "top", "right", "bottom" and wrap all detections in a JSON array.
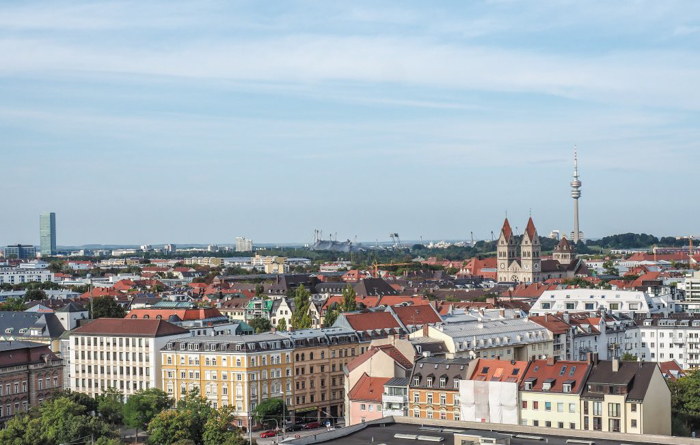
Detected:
[
  {"left": 69, "top": 318, "right": 190, "bottom": 398},
  {"left": 580, "top": 359, "right": 670, "bottom": 435},
  {"left": 519, "top": 358, "right": 592, "bottom": 430},
  {"left": 160, "top": 333, "right": 293, "bottom": 430}
]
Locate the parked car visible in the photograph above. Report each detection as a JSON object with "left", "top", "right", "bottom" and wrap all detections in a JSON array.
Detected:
[
  {"left": 286, "top": 423, "right": 304, "bottom": 431},
  {"left": 260, "top": 430, "right": 278, "bottom": 438},
  {"left": 303, "top": 421, "right": 321, "bottom": 429}
]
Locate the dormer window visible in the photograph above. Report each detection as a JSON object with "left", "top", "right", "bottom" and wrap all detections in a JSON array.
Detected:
[
  {"left": 562, "top": 382, "right": 572, "bottom": 393},
  {"left": 427, "top": 377, "right": 433, "bottom": 386},
  {"left": 414, "top": 376, "right": 420, "bottom": 386},
  {"left": 439, "top": 377, "right": 446, "bottom": 388}
]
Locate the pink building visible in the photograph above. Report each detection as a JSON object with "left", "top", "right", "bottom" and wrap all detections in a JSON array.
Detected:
[{"left": 346, "top": 373, "right": 390, "bottom": 425}]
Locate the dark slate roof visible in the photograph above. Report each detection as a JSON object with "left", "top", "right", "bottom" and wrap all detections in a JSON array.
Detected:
[
  {"left": 582, "top": 360, "right": 659, "bottom": 402},
  {"left": 409, "top": 357, "right": 472, "bottom": 390},
  {"left": 0, "top": 311, "right": 66, "bottom": 338},
  {"left": 0, "top": 340, "right": 47, "bottom": 352},
  {"left": 354, "top": 278, "right": 398, "bottom": 297},
  {"left": 385, "top": 377, "right": 410, "bottom": 387},
  {"left": 57, "top": 302, "right": 86, "bottom": 313}
]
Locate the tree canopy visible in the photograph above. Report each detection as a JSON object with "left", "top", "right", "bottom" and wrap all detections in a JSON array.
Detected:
[
  {"left": 341, "top": 284, "right": 356, "bottom": 312},
  {"left": 277, "top": 317, "right": 287, "bottom": 332},
  {"left": 124, "top": 388, "right": 171, "bottom": 437},
  {"left": 291, "top": 285, "right": 312, "bottom": 330},
  {"left": 90, "top": 297, "right": 127, "bottom": 319},
  {"left": 254, "top": 398, "right": 286, "bottom": 427},
  {"left": 249, "top": 317, "right": 271, "bottom": 334}
]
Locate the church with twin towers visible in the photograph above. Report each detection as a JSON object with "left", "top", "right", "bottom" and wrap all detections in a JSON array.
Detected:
[{"left": 496, "top": 149, "right": 587, "bottom": 283}]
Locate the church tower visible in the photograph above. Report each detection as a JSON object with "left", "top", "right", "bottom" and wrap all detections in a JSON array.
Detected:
[
  {"left": 520, "top": 217, "right": 541, "bottom": 282},
  {"left": 497, "top": 218, "right": 517, "bottom": 282},
  {"left": 553, "top": 237, "right": 575, "bottom": 265}
]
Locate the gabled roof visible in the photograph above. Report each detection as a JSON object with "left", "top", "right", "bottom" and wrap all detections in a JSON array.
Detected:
[
  {"left": 0, "top": 311, "right": 65, "bottom": 338},
  {"left": 126, "top": 307, "right": 225, "bottom": 321},
  {"left": 582, "top": 360, "right": 659, "bottom": 401},
  {"left": 347, "top": 373, "right": 391, "bottom": 402},
  {"left": 72, "top": 318, "right": 189, "bottom": 337},
  {"left": 57, "top": 302, "right": 87, "bottom": 313},
  {"left": 520, "top": 359, "right": 590, "bottom": 394},
  {"left": 524, "top": 217, "right": 537, "bottom": 240},
  {"left": 391, "top": 304, "right": 441, "bottom": 326},
  {"left": 344, "top": 311, "right": 401, "bottom": 332},
  {"left": 470, "top": 358, "right": 528, "bottom": 383},
  {"left": 501, "top": 218, "right": 513, "bottom": 239},
  {"left": 529, "top": 314, "right": 571, "bottom": 334},
  {"left": 346, "top": 344, "right": 413, "bottom": 372},
  {"left": 353, "top": 278, "right": 398, "bottom": 297}
]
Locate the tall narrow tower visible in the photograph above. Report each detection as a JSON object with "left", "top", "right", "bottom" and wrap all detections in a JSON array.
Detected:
[{"left": 571, "top": 146, "right": 582, "bottom": 244}]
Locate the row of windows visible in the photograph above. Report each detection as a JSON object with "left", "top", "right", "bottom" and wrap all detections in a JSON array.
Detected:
[
  {"left": 78, "top": 350, "right": 149, "bottom": 362},
  {"left": 74, "top": 378, "right": 150, "bottom": 392},
  {"left": 412, "top": 407, "right": 460, "bottom": 421},
  {"left": 75, "top": 336, "right": 147, "bottom": 348},
  {"left": 522, "top": 401, "right": 577, "bottom": 413},
  {"left": 165, "top": 353, "right": 289, "bottom": 367}
]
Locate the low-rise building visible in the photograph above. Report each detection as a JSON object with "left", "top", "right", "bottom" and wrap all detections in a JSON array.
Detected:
[
  {"left": 581, "top": 359, "right": 670, "bottom": 435},
  {"left": 530, "top": 289, "right": 670, "bottom": 318},
  {"left": 519, "top": 357, "right": 591, "bottom": 430},
  {"left": 409, "top": 357, "right": 472, "bottom": 422},
  {"left": 459, "top": 358, "right": 526, "bottom": 424},
  {"left": 70, "top": 318, "right": 190, "bottom": 398},
  {"left": 0, "top": 341, "right": 63, "bottom": 424},
  {"left": 0, "top": 267, "right": 53, "bottom": 286},
  {"left": 626, "top": 315, "right": 700, "bottom": 369}
]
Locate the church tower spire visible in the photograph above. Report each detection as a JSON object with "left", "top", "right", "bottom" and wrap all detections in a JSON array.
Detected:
[{"left": 571, "top": 145, "right": 582, "bottom": 244}]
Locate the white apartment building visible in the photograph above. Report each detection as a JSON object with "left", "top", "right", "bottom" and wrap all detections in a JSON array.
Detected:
[
  {"left": 530, "top": 289, "right": 671, "bottom": 318},
  {"left": 69, "top": 318, "right": 190, "bottom": 398},
  {"left": 0, "top": 267, "right": 54, "bottom": 285},
  {"left": 235, "top": 237, "right": 253, "bottom": 252},
  {"left": 625, "top": 316, "right": 700, "bottom": 370},
  {"left": 679, "top": 271, "right": 700, "bottom": 313},
  {"left": 410, "top": 318, "right": 553, "bottom": 361}
]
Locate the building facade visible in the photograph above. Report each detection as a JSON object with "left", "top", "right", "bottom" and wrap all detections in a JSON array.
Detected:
[
  {"left": 69, "top": 318, "right": 190, "bottom": 398},
  {"left": 0, "top": 267, "right": 53, "bottom": 286},
  {"left": 0, "top": 341, "right": 63, "bottom": 424},
  {"left": 409, "top": 357, "right": 472, "bottom": 422},
  {"left": 160, "top": 333, "right": 293, "bottom": 430},
  {"left": 39, "top": 212, "right": 56, "bottom": 256},
  {"left": 3, "top": 245, "right": 36, "bottom": 260}
]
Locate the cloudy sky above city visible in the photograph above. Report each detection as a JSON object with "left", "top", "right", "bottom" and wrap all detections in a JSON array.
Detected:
[{"left": 2, "top": 0, "right": 699, "bottom": 246}]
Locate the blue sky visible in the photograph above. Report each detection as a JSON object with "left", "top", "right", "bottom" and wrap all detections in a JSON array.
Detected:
[{"left": 1, "top": 1, "right": 699, "bottom": 246}]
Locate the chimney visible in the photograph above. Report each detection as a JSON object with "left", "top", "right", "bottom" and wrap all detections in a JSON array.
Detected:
[
  {"left": 612, "top": 358, "right": 620, "bottom": 373},
  {"left": 547, "top": 356, "right": 556, "bottom": 366},
  {"left": 423, "top": 324, "right": 429, "bottom": 337},
  {"left": 500, "top": 309, "right": 506, "bottom": 318}
]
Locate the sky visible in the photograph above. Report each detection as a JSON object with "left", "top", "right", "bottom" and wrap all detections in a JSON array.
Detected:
[{"left": 1, "top": 0, "right": 699, "bottom": 246}]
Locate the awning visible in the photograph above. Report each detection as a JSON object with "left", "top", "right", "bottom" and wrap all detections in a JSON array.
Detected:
[{"left": 295, "top": 406, "right": 318, "bottom": 414}]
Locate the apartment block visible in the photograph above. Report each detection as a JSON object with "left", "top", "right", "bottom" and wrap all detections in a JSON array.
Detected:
[{"left": 69, "top": 318, "right": 190, "bottom": 398}]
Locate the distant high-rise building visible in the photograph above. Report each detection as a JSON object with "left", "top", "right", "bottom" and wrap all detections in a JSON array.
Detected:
[
  {"left": 164, "top": 244, "right": 176, "bottom": 254},
  {"left": 40, "top": 212, "right": 56, "bottom": 256},
  {"left": 235, "top": 237, "right": 253, "bottom": 252},
  {"left": 570, "top": 147, "right": 582, "bottom": 244},
  {"left": 4, "top": 244, "right": 37, "bottom": 259}
]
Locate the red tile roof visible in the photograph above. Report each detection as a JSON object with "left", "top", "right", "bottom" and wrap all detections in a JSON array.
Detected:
[
  {"left": 520, "top": 359, "right": 590, "bottom": 393},
  {"left": 659, "top": 360, "right": 686, "bottom": 381},
  {"left": 346, "top": 344, "right": 413, "bottom": 372},
  {"left": 344, "top": 311, "right": 400, "bottom": 332},
  {"left": 347, "top": 373, "right": 391, "bottom": 402},
  {"left": 377, "top": 296, "right": 430, "bottom": 307},
  {"left": 391, "top": 305, "right": 441, "bottom": 326},
  {"left": 525, "top": 217, "right": 537, "bottom": 239},
  {"left": 501, "top": 218, "right": 513, "bottom": 239},
  {"left": 470, "top": 358, "right": 528, "bottom": 383},
  {"left": 78, "top": 288, "right": 123, "bottom": 299},
  {"left": 126, "top": 307, "right": 224, "bottom": 321},
  {"left": 529, "top": 314, "right": 571, "bottom": 334},
  {"left": 72, "top": 318, "right": 189, "bottom": 337}
]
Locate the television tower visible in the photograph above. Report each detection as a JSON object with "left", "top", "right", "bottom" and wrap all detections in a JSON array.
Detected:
[{"left": 571, "top": 145, "right": 582, "bottom": 243}]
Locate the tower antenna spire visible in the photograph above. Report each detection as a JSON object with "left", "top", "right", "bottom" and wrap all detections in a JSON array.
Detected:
[{"left": 570, "top": 144, "right": 582, "bottom": 244}]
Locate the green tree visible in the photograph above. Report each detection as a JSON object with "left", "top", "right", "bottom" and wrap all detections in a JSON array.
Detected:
[
  {"left": 90, "top": 297, "right": 127, "bottom": 319},
  {"left": 202, "top": 405, "right": 246, "bottom": 445},
  {"left": 97, "top": 387, "right": 124, "bottom": 426},
  {"left": 341, "top": 285, "right": 356, "bottom": 312},
  {"left": 602, "top": 260, "right": 619, "bottom": 276},
  {"left": 0, "top": 297, "right": 27, "bottom": 311},
  {"left": 124, "top": 388, "right": 171, "bottom": 442},
  {"left": 147, "top": 389, "right": 240, "bottom": 445},
  {"left": 291, "top": 285, "right": 312, "bottom": 330},
  {"left": 25, "top": 288, "right": 47, "bottom": 301},
  {"left": 277, "top": 317, "right": 287, "bottom": 332},
  {"left": 254, "top": 283, "right": 265, "bottom": 297},
  {"left": 0, "top": 394, "right": 118, "bottom": 445},
  {"left": 248, "top": 317, "right": 271, "bottom": 334},
  {"left": 51, "top": 389, "right": 99, "bottom": 414},
  {"left": 254, "top": 398, "right": 285, "bottom": 427},
  {"left": 620, "top": 352, "right": 637, "bottom": 361},
  {"left": 324, "top": 308, "right": 339, "bottom": 327}
]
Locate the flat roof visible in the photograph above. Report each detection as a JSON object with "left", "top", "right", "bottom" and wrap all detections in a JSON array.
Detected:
[{"left": 304, "top": 422, "right": 666, "bottom": 445}]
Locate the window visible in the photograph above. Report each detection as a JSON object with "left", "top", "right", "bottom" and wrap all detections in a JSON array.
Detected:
[
  {"left": 557, "top": 403, "right": 564, "bottom": 413},
  {"left": 631, "top": 419, "right": 637, "bottom": 428},
  {"left": 545, "top": 402, "right": 551, "bottom": 412},
  {"left": 630, "top": 403, "right": 637, "bottom": 412},
  {"left": 427, "top": 393, "right": 433, "bottom": 404},
  {"left": 439, "top": 394, "right": 446, "bottom": 405},
  {"left": 533, "top": 401, "right": 539, "bottom": 410},
  {"left": 558, "top": 422, "right": 563, "bottom": 429},
  {"left": 608, "top": 403, "right": 620, "bottom": 418},
  {"left": 593, "top": 401, "right": 602, "bottom": 416},
  {"left": 569, "top": 403, "right": 576, "bottom": 413},
  {"left": 413, "top": 408, "right": 420, "bottom": 418},
  {"left": 522, "top": 400, "right": 527, "bottom": 409}
]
